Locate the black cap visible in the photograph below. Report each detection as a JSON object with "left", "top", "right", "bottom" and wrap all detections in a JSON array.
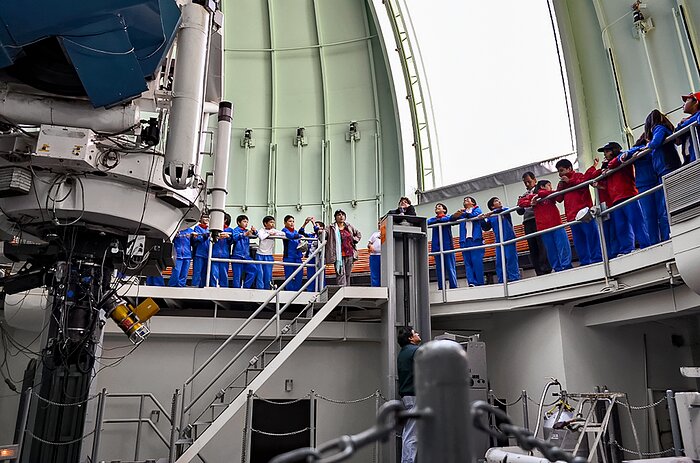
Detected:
[{"left": 597, "top": 141, "right": 622, "bottom": 152}]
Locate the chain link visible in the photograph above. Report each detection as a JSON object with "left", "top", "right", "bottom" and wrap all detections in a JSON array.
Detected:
[
  {"left": 252, "top": 427, "right": 311, "bottom": 437},
  {"left": 252, "top": 393, "right": 311, "bottom": 405},
  {"left": 25, "top": 429, "right": 96, "bottom": 446},
  {"left": 610, "top": 440, "right": 677, "bottom": 457},
  {"left": 270, "top": 400, "right": 422, "bottom": 463},
  {"left": 472, "top": 401, "right": 586, "bottom": 463},
  {"left": 489, "top": 392, "right": 522, "bottom": 407},
  {"left": 617, "top": 396, "right": 666, "bottom": 410},
  {"left": 526, "top": 396, "right": 559, "bottom": 407},
  {"left": 313, "top": 390, "right": 379, "bottom": 405},
  {"left": 32, "top": 390, "right": 99, "bottom": 407}
]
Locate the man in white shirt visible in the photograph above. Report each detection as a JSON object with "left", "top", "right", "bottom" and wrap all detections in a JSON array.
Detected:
[
  {"left": 367, "top": 222, "right": 382, "bottom": 287},
  {"left": 256, "top": 216, "right": 286, "bottom": 289}
]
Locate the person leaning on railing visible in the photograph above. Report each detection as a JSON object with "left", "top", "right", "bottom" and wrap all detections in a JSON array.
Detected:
[
  {"left": 518, "top": 180, "right": 573, "bottom": 272},
  {"left": 483, "top": 197, "right": 520, "bottom": 283},
  {"left": 450, "top": 196, "right": 488, "bottom": 287},
  {"left": 388, "top": 196, "right": 417, "bottom": 216},
  {"left": 675, "top": 91, "right": 700, "bottom": 164},
  {"left": 620, "top": 110, "right": 682, "bottom": 244},
  {"left": 427, "top": 202, "right": 458, "bottom": 290},
  {"left": 517, "top": 172, "right": 552, "bottom": 275},
  {"left": 594, "top": 142, "right": 652, "bottom": 255}
]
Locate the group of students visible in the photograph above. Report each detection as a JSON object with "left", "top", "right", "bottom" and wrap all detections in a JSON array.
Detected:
[
  {"left": 155, "top": 209, "right": 366, "bottom": 290},
  {"left": 428, "top": 91, "right": 700, "bottom": 288}
]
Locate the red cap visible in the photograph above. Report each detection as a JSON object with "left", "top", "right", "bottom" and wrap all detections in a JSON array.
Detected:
[{"left": 681, "top": 92, "right": 700, "bottom": 102}]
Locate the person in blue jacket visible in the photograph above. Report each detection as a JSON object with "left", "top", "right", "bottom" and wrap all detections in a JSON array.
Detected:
[
  {"left": 191, "top": 214, "right": 210, "bottom": 287},
  {"left": 427, "top": 203, "right": 458, "bottom": 290},
  {"left": 450, "top": 196, "right": 488, "bottom": 286},
  {"left": 621, "top": 135, "right": 661, "bottom": 244},
  {"left": 484, "top": 197, "right": 521, "bottom": 284},
  {"left": 282, "top": 215, "right": 313, "bottom": 291},
  {"left": 210, "top": 213, "right": 233, "bottom": 287},
  {"left": 231, "top": 214, "right": 259, "bottom": 288},
  {"left": 625, "top": 111, "right": 681, "bottom": 242},
  {"left": 675, "top": 91, "right": 700, "bottom": 164},
  {"left": 169, "top": 225, "right": 194, "bottom": 287}
]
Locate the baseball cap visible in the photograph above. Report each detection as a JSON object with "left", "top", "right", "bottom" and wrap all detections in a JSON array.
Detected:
[
  {"left": 681, "top": 92, "right": 700, "bottom": 102},
  {"left": 334, "top": 209, "right": 346, "bottom": 217},
  {"left": 597, "top": 141, "right": 622, "bottom": 152}
]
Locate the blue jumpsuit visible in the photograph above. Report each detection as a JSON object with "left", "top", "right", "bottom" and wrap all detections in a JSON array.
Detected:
[
  {"left": 231, "top": 226, "right": 258, "bottom": 288},
  {"left": 191, "top": 225, "right": 210, "bottom": 287},
  {"left": 169, "top": 227, "right": 193, "bottom": 287},
  {"left": 676, "top": 111, "right": 700, "bottom": 163},
  {"left": 453, "top": 207, "right": 487, "bottom": 286},
  {"left": 210, "top": 227, "right": 233, "bottom": 287},
  {"left": 648, "top": 124, "right": 680, "bottom": 241},
  {"left": 282, "top": 227, "right": 308, "bottom": 291},
  {"left": 624, "top": 146, "right": 661, "bottom": 245},
  {"left": 427, "top": 215, "right": 458, "bottom": 290},
  {"left": 487, "top": 209, "right": 521, "bottom": 283}
]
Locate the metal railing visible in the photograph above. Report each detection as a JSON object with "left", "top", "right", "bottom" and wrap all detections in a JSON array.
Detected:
[
  {"left": 428, "top": 122, "right": 700, "bottom": 302},
  {"left": 201, "top": 234, "right": 325, "bottom": 291},
  {"left": 172, "top": 234, "right": 328, "bottom": 457}
]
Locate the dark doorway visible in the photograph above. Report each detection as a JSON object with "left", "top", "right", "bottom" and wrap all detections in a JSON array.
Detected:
[{"left": 251, "top": 398, "right": 313, "bottom": 463}]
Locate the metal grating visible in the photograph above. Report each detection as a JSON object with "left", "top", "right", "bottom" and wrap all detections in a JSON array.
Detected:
[
  {"left": 0, "top": 166, "right": 31, "bottom": 197},
  {"left": 664, "top": 160, "right": 700, "bottom": 225}
]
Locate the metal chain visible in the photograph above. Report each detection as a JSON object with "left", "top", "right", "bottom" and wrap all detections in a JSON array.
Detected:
[
  {"left": 313, "top": 390, "right": 379, "bottom": 405},
  {"left": 252, "top": 393, "right": 311, "bottom": 405},
  {"left": 252, "top": 427, "right": 311, "bottom": 437},
  {"left": 617, "top": 396, "right": 666, "bottom": 410},
  {"left": 489, "top": 392, "right": 522, "bottom": 407},
  {"left": 269, "top": 400, "right": 424, "bottom": 463},
  {"left": 610, "top": 440, "right": 677, "bottom": 457},
  {"left": 472, "top": 401, "right": 586, "bottom": 463},
  {"left": 32, "top": 390, "right": 99, "bottom": 407},
  {"left": 25, "top": 429, "right": 96, "bottom": 446},
  {"left": 526, "top": 396, "right": 559, "bottom": 407}
]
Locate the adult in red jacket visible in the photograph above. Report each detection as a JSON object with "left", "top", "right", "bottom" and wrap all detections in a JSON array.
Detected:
[
  {"left": 517, "top": 180, "right": 572, "bottom": 272},
  {"left": 553, "top": 159, "right": 602, "bottom": 265},
  {"left": 595, "top": 142, "right": 651, "bottom": 255}
]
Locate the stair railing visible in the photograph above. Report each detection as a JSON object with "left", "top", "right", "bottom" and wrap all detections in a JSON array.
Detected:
[{"left": 176, "top": 234, "right": 327, "bottom": 441}]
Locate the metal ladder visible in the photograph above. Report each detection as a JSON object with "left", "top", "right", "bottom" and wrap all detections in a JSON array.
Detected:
[{"left": 568, "top": 392, "right": 626, "bottom": 463}]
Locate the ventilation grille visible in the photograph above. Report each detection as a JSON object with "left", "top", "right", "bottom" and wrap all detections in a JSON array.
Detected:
[
  {"left": 0, "top": 166, "right": 31, "bottom": 197},
  {"left": 664, "top": 160, "right": 700, "bottom": 225}
]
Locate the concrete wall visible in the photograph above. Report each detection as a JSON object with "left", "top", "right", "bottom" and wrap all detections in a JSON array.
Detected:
[{"left": 0, "top": 324, "right": 382, "bottom": 463}]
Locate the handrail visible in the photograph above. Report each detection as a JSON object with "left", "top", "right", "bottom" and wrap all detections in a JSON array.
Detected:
[
  {"left": 106, "top": 392, "right": 173, "bottom": 424},
  {"left": 184, "top": 235, "right": 326, "bottom": 387},
  {"left": 188, "top": 297, "right": 318, "bottom": 427},
  {"left": 426, "top": 121, "right": 699, "bottom": 229},
  {"left": 182, "top": 264, "right": 327, "bottom": 416},
  {"left": 177, "top": 234, "right": 327, "bottom": 438}
]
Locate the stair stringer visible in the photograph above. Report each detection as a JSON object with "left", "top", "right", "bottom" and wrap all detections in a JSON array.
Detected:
[{"left": 175, "top": 289, "right": 347, "bottom": 463}]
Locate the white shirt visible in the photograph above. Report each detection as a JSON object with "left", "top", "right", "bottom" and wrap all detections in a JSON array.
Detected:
[
  {"left": 368, "top": 231, "right": 381, "bottom": 255},
  {"left": 257, "top": 227, "right": 285, "bottom": 255},
  {"left": 463, "top": 208, "right": 473, "bottom": 239}
]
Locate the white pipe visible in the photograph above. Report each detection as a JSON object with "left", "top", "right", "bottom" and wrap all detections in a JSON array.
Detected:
[
  {"left": 673, "top": 7, "right": 698, "bottom": 90},
  {"left": 485, "top": 448, "right": 551, "bottom": 463},
  {"left": 164, "top": 1, "right": 211, "bottom": 189},
  {"left": 209, "top": 102, "right": 233, "bottom": 233},
  {"left": 0, "top": 90, "right": 140, "bottom": 133},
  {"left": 640, "top": 30, "right": 663, "bottom": 110}
]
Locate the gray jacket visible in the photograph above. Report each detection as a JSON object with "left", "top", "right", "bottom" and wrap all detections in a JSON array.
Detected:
[{"left": 325, "top": 222, "right": 362, "bottom": 263}]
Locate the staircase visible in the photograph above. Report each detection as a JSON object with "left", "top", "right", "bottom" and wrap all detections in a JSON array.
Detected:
[{"left": 172, "top": 288, "right": 354, "bottom": 463}]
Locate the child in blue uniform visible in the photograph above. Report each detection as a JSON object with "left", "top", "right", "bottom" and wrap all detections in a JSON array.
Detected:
[
  {"left": 301, "top": 218, "right": 324, "bottom": 292},
  {"left": 282, "top": 215, "right": 313, "bottom": 291},
  {"left": 484, "top": 197, "right": 521, "bottom": 283},
  {"left": 191, "top": 214, "right": 210, "bottom": 287},
  {"left": 427, "top": 203, "right": 458, "bottom": 290},
  {"left": 210, "top": 213, "right": 233, "bottom": 287},
  {"left": 231, "top": 214, "right": 259, "bottom": 288},
  {"left": 676, "top": 91, "right": 700, "bottom": 164},
  {"left": 450, "top": 196, "right": 488, "bottom": 286},
  {"left": 169, "top": 225, "right": 194, "bottom": 287}
]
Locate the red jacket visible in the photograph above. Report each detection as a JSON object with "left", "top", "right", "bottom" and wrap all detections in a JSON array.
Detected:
[
  {"left": 596, "top": 157, "right": 637, "bottom": 204},
  {"left": 518, "top": 191, "right": 563, "bottom": 231},
  {"left": 556, "top": 166, "right": 597, "bottom": 222}
]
